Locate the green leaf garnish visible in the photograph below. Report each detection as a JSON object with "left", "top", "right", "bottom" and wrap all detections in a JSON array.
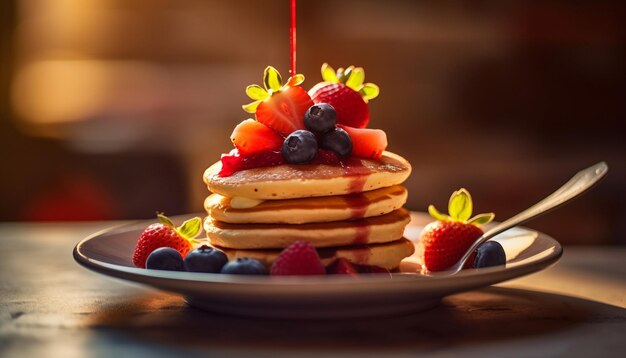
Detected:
[
  {"left": 339, "top": 66, "right": 354, "bottom": 83},
  {"left": 157, "top": 213, "right": 174, "bottom": 227},
  {"left": 245, "top": 85, "right": 270, "bottom": 101},
  {"left": 360, "top": 83, "right": 380, "bottom": 100},
  {"left": 177, "top": 217, "right": 202, "bottom": 240},
  {"left": 321, "top": 63, "right": 338, "bottom": 82},
  {"left": 427, "top": 189, "right": 495, "bottom": 226},
  {"left": 263, "top": 66, "right": 282, "bottom": 91},
  {"left": 242, "top": 67, "right": 305, "bottom": 114},
  {"left": 467, "top": 213, "right": 495, "bottom": 226},
  {"left": 287, "top": 74, "right": 305, "bottom": 87},
  {"left": 346, "top": 67, "right": 365, "bottom": 90},
  {"left": 320, "top": 63, "right": 379, "bottom": 101},
  {"left": 242, "top": 100, "right": 262, "bottom": 113},
  {"left": 428, "top": 205, "right": 450, "bottom": 222},
  {"left": 448, "top": 188, "right": 472, "bottom": 222}
]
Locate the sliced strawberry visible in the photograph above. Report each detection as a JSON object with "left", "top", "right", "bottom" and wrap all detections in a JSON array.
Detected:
[
  {"left": 230, "top": 119, "right": 283, "bottom": 155},
  {"left": 338, "top": 125, "right": 387, "bottom": 158},
  {"left": 309, "top": 82, "right": 369, "bottom": 128},
  {"left": 255, "top": 86, "right": 313, "bottom": 136}
]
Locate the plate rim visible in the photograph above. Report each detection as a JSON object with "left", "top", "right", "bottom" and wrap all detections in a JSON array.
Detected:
[{"left": 73, "top": 212, "right": 563, "bottom": 289}]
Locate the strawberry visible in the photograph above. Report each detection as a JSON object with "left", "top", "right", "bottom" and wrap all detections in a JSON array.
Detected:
[
  {"left": 309, "top": 63, "right": 379, "bottom": 128},
  {"left": 242, "top": 66, "right": 313, "bottom": 136},
  {"left": 326, "top": 258, "right": 359, "bottom": 275},
  {"left": 417, "top": 189, "right": 495, "bottom": 272},
  {"left": 132, "top": 214, "right": 202, "bottom": 268},
  {"left": 270, "top": 240, "right": 326, "bottom": 276},
  {"left": 230, "top": 119, "right": 283, "bottom": 155},
  {"left": 338, "top": 125, "right": 387, "bottom": 158}
]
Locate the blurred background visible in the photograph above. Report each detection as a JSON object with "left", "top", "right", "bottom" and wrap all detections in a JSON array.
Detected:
[{"left": 0, "top": 0, "right": 624, "bottom": 245}]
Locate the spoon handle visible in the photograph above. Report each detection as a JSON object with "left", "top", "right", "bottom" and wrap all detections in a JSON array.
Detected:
[{"left": 459, "top": 161, "right": 608, "bottom": 266}]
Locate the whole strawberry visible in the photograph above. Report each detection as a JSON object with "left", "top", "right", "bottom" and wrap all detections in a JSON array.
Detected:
[
  {"left": 417, "top": 189, "right": 494, "bottom": 272},
  {"left": 270, "top": 240, "right": 325, "bottom": 276},
  {"left": 132, "top": 214, "right": 202, "bottom": 268},
  {"left": 308, "top": 63, "right": 379, "bottom": 128}
]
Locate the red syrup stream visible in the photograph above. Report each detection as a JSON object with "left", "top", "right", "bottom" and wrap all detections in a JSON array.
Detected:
[{"left": 290, "top": 0, "right": 296, "bottom": 76}]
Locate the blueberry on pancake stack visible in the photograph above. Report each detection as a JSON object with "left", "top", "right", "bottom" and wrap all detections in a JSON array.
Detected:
[{"left": 203, "top": 65, "right": 414, "bottom": 270}]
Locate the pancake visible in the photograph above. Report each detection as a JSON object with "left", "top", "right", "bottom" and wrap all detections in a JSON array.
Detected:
[
  {"left": 204, "top": 208, "right": 411, "bottom": 249},
  {"left": 218, "top": 238, "right": 415, "bottom": 270},
  {"left": 204, "top": 151, "right": 411, "bottom": 200},
  {"left": 205, "top": 185, "right": 408, "bottom": 224}
]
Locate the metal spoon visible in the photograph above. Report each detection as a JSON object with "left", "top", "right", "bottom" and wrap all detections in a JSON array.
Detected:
[{"left": 425, "top": 161, "right": 608, "bottom": 277}]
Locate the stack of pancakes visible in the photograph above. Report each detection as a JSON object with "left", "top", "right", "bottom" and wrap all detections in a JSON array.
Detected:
[{"left": 202, "top": 151, "right": 414, "bottom": 270}]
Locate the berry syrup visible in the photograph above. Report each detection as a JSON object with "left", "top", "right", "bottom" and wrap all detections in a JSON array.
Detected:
[{"left": 219, "top": 149, "right": 361, "bottom": 176}]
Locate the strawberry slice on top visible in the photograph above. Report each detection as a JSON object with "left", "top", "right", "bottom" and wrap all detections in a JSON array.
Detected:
[
  {"left": 230, "top": 119, "right": 283, "bottom": 155},
  {"left": 242, "top": 66, "right": 313, "bottom": 137},
  {"left": 338, "top": 125, "right": 387, "bottom": 159},
  {"left": 309, "top": 63, "right": 380, "bottom": 128}
]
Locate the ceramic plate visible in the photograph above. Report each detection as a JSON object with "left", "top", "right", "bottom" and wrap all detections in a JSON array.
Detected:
[{"left": 73, "top": 212, "right": 562, "bottom": 319}]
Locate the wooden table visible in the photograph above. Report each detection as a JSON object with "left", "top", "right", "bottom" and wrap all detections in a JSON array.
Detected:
[{"left": 1, "top": 222, "right": 625, "bottom": 357}]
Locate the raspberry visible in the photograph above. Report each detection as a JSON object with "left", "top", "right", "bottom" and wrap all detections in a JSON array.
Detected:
[{"left": 270, "top": 241, "right": 325, "bottom": 275}]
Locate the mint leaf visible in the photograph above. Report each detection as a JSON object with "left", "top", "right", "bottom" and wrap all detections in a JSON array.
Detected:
[{"left": 448, "top": 188, "right": 472, "bottom": 221}]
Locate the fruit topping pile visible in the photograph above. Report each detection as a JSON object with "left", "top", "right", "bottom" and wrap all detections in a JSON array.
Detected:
[
  {"left": 417, "top": 189, "right": 505, "bottom": 272},
  {"left": 133, "top": 218, "right": 389, "bottom": 276},
  {"left": 219, "top": 64, "right": 387, "bottom": 176}
]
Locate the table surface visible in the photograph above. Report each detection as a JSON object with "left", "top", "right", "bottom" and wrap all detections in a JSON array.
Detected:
[{"left": 1, "top": 221, "right": 625, "bottom": 358}]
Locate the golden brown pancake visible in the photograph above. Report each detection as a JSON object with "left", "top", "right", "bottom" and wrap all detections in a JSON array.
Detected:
[
  {"left": 204, "top": 151, "right": 411, "bottom": 200},
  {"left": 218, "top": 238, "right": 415, "bottom": 270},
  {"left": 205, "top": 185, "right": 408, "bottom": 224},
  {"left": 204, "top": 208, "right": 411, "bottom": 249}
]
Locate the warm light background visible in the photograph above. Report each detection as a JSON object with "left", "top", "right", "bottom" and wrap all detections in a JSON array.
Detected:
[{"left": 0, "top": 0, "right": 624, "bottom": 244}]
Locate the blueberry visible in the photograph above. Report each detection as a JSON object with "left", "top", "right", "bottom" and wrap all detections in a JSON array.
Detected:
[
  {"left": 473, "top": 241, "right": 506, "bottom": 268},
  {"left": 184, "top": 245, "right": 228, "bottom": 273},
  {"left": 320, "top": 127, "right": 352, "bottom": 157},
  {"left": 220, "top": 258, "right": 268, "bottom": 275},
  {"left": 282, "top": 130, "right": 318, "bottom": 164},
  {"left": 146, "top": 247, "right": 184, "bottom": 271},
  {"left": 304, "top": 103, "right": 336, "bottom": 133}
]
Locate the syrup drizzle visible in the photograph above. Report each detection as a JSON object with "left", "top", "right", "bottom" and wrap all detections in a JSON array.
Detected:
[
  {"left": 351, "top": 245, "right": 372, "bottom": 265},
  {"left": 341, "top": 157, "right": 373, "bottom": 243},
  {"left": 289, "top": 0, "right": 297, "bottom": 76}
]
